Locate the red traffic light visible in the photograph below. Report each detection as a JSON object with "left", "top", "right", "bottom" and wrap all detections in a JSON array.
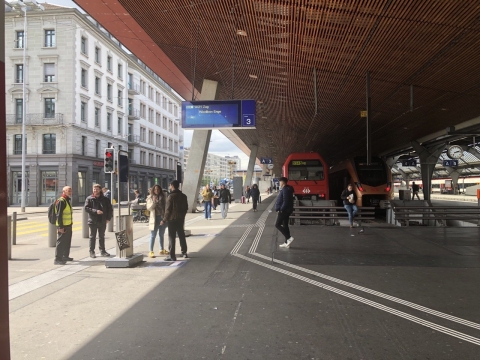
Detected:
[{"left": 105, "top": 151, "right": 113, "bottom": 157}]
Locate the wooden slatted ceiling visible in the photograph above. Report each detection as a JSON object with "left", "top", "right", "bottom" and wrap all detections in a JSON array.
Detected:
[{"left": 88, "top": 0, "right": 480, "bottom": 168}]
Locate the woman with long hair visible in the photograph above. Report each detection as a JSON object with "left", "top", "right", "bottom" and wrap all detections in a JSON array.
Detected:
[{"left": 146, "top": 184, "right": 168, "bottom": 257}]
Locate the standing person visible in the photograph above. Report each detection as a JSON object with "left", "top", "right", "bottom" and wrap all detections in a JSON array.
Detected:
[
  {"left": 85, "top": 184, "right": 113, "bottom": 258},
  {"left": 201, "top": 184, "right": 214, "bottom": 220},
  {"left": 245, "top": 186, "right": 251, "bottom": 203},
  {"left": 341, "top": 184, "right": 358, "bottom": 228},
  {"left": 54, "top": 186, "right": 73, "bottom": 265},
  {"left": 251, "top": 184, "right": 260, "bottom": 212},
  {"left": 102, "top": 187, "right": 111, "bottom": 201},
  {"left": 161, "top": 180, "right": 189, "bottom": 261},
  {"left": 219, "top": 184, "right": 232, "bottom": 219},
  {"left": 146, "top": 184, "right": 168, "bottom": 258},
  {"left": 211, "top": 185, "right": 219, "bottom": 211},
  {"left": 411, "top": 182, "right": 420, "bottom": 200},
  {"left": 275, "top": 177, "right": 295, "bottom": 248}
]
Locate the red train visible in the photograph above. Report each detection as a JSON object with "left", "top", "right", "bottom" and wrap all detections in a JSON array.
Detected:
[{"left": 282, "top": 152, "right": 329, "bottom": 200}]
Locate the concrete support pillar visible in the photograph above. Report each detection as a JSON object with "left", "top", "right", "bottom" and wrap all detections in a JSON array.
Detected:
[
  {"left": 445, "top": 167, "right": 461, "bottom": 195},
  {"left": 384, "top": 155, "right": 400, "bottom": 169},
  {"left": 244, "top": 145, "right": 258, "bottom": 187},
  {"left": 411, "top": 141, "right": 446, "bottom": 201},
  {"left": 182, "top": 79, "right": 218, "bottom": 213}
]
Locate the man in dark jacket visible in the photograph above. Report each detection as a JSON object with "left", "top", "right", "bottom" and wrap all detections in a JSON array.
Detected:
[
  {"left": 275, "top": 177, "right": 295, "bottom": 248},
  {"left": 251, "top": 184, "right": 261, "bottom": 212},
  {"left": 341, "top": 184, "right": 358, "bottom": 228},
  {"left": 85, "top": 184, "right": 113, "bottom": 258},
  {"left": 161, "top": 180, "right": 189, "bottom": 261},
  {"left": 219, "top": 184, "right": 232, "bottom": 219},
  {"left": 54, "top": 186, "right": 73, "bottom": 265}
]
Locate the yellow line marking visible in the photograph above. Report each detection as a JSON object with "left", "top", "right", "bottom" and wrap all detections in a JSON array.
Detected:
[{"left": 40, "top": 226, "right": 82, "bottom": 237}]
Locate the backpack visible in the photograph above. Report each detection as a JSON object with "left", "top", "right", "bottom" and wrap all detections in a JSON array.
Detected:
[{"left": 48, "top": 199, "right": 60, "bottom": 225}]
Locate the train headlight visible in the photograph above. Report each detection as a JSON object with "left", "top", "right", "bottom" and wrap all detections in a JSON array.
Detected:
[
  {"left": 356, "top": 182, "right": 365, "bottom": 192},
  {"left": 385, "top": 182, "right": 392, "bottom": 192}
]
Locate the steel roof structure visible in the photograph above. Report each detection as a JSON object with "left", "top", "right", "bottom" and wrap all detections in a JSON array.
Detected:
[{"left": 74, "top": 0, "right": 480, "bottom": 170}]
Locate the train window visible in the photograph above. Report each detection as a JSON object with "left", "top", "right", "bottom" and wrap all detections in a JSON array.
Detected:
[
  {"left": 354, "top": 158, "right": 387, "bottom": 187},
  {"left": 288, "top": 160, "right": 324, "bottom": 180}
]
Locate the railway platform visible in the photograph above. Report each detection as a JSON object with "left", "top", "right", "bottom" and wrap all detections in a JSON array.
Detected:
[{"left": 8, "top": 193, "right": 480, "bottom": 359}]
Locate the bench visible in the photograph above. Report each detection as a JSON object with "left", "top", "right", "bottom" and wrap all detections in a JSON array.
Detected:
[
  {"left": 290, "top": 206, "right": 375, "bottom": 226},
  {"left": 391, "top": 206, "right": 480, "bottom": 227}
]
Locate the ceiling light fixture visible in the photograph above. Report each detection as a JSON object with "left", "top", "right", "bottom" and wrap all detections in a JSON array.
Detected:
[
  {"left": 236, "top": 30, "right": 247, "bottom": 36},
  {"left": 249, "top": 74, "right": 258, "bottom": 79}
]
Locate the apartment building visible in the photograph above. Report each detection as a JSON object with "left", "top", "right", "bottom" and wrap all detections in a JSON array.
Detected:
[{"left": 5, "top": 2, "right": 183, "bottom": 205}]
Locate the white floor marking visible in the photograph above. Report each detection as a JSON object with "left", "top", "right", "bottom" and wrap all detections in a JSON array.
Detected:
[{"left": 230, "top": 200, "right": 480, "bottom": 345}]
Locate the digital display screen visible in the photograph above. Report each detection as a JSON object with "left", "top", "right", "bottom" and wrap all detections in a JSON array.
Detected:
[
  {"left": 290, "top": 160, "right": 322, "bottom": 167},
  {"left": 182, "top": 100, "right": 256, "bottom": 129}
]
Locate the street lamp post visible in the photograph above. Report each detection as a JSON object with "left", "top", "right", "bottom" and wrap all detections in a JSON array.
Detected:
[{"left": 20, "top": 3, "right": 27, "bottom": 212}]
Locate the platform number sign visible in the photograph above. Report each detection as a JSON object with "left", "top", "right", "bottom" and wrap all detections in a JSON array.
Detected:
[
  {"left": 260, "top": 157, "right": 273, "bottom": 165},
  {"left": 443, "top": 160, "right": 458, "bottom": 167},
  {"left": 402, "top": 159, "right": 417, "bottom": 167},
  {"left": 242, "top": 114, "right": 256, "bottom": 127}
]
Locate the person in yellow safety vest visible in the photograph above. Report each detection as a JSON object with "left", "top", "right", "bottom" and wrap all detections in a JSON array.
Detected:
[{"left": 54, "top": 186, "right": 73, "bottom": 265}]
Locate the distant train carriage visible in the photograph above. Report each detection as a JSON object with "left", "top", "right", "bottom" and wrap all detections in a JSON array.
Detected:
[
  {"left": 329, "top": 156, "right": 393, "bottom": 207},
  {"left": 282, "top": 152, "right": 329, "bottom": 200}
]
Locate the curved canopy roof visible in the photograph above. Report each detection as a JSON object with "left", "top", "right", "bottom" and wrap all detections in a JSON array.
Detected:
[{"left": 75, "top": 0, "right": 480, "bottom": 168}]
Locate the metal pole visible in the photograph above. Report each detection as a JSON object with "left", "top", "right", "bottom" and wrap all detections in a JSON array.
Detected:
[
  {"left": 410, "top": 84, "right": 414, "bottom": 112},
  {"left": 108, "top": 171, "right": 114, "bottom": 232},
  {"left": 7, "top": 216, "right": 12, "bottom": 260},
  {"left": 117, "top": 154, "right": 121, "bottom": 231},
  {"left": 48, "top": 222, "right": 56, "bottom": 247},
  {"left": 20, "top": 6, "right": 27, "bottom": 212},
  {"left": 366, "top": 71, "right": 371, "bottom": 166},
  {"left": 82, "top": 208, "right": 89, "bottom": 238},
  {"left": 12, "top": 212, "right": 17, "bottom": 245}
]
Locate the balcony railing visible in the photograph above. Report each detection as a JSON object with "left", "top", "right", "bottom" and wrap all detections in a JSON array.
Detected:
[
  {"left": 6, "top": 113, "right": 64, "bottom": 126},
  {"left": 128, "top": 82, "right": 140, "bottom": 95},
  {"left": 128, "top": 134, "right": 140, "bottom": 144},
  {"left": 128, "top": 108, "right": 140, "bottom": 119}
]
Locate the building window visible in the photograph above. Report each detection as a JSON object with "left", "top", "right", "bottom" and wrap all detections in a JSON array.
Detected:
[
  {"left": 81, "top": 36, "right": 87, "bottom": 54},
  {"left": 140, "top": 80, "right": 145, "bottom": 94},
  {"left": 44, "top": 29, "right": 55, "bottom": 47},
  {"left": 44, "top": 63, "right": 55, "bottom": 82},
  {"left": 163, "top": 117, "right": 167, "bottom": 129},
  {"left": 174, "top": 123, "right": 178, "bottom": 135},
  {"left": 156, "top": 155, "right": 161, "bottom": 167},
  {"left": 16, "top": 31, "right": 24, "bottom": 49},
  {"left": 107, "top": 113, "right": 112, "bottom": 130},
  {"left": 156, "top": 92, "right": 160, "bottom": 105},
  {"left": 140, "top": 103, "right": 146, "bottom": 118},
  {"left": 15, "top": 64, "right": 23, "bottom": 83},
  {"left": 117, "top": 117, "right": 122, "bottom": 135},
  {"left": 140, "top": 151, "right": 146, "bottom": 165},
  {"left": 80, "top": 101, "right": 86, "bottom": 122},
  {"left": 174, "top": 141, "right": 178, "bottom": 153},
  {"left": 95, "top": 47, "right": 100, "bottom": 64},
  {"left": 14, "top": 134, "right": 26, "bottom": 155},
  {"left": 169, "top": 139, "right": 173, "bottom": 151},
  {"left": 81, "top": 136, "right": 87, "bottom": 156},
  {"left": 140, "top": 127, "right": 146, "bottom": 142},
  {"left": 156, "top": 134, "right": 161, "bottom": 147},
  {"left": 108, "top": 142, "right": 112, "bottom": 148},
  {"left": 169, "top": 158, "right": 173, "bottom": 170},
  {"left": 44, "top": 98, "right": 55, "bottom": 118},
  {"left": 168, "top": 119, "right": 173, "bottom": 133},
  {"left": 162, "top": 96, "right": 167, "bottom": 110},
  {"left": 163, "top": 156, "right": 167, "bottom": 169},
  {"left": 156, "top": 113, "right": 161, "bottom": 126},
  {"left": 81, "top": 69, "right": 87, "bottom": 88},
  {"left": 118, "top": 90, "right": 123, "bottom": 106},
  {"left": 43, "top": 134, "right": 56, "bottom": 154},
  {"left": 107, "top": 56, "right": 112, "bottom": 71},
  {"left": 174, "top": 105, "right": 178, "bottom": 117},
  {"left": 94, "top": 107, "right": 100, "bottom": 127},
  {"left": 149, "top": 130, "right": 154, "bottom": 145},
  {"left": 168, "top": 101, "right": 173, "bottom": 113},
  {"left": 149, "top": 108, "right": 154, "bottom": 123},
  {"left": 96, "top": 139, "right": 100, "bottom": 158},
  {"left": 149, "top": 153, "right": 154, "bottom": 166},
  {"left": 117, "top": 63, "right": 123, "bottom": 79},
  {"left": 107, "top": 84, "right": 112, "bottom": 101},
  {"left": 95, "top": 77, "right": 101, "bottom": 95},
  {"left": 163, "top": 136, "right": 167, "bottom": 149},
  {"left": 15, "top": 99, "right": 23, "bottom": 123}
]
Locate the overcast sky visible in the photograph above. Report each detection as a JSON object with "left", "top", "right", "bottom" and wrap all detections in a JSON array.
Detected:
[{"left": 40, "top": 0, "right": 251, "bottom": 167}]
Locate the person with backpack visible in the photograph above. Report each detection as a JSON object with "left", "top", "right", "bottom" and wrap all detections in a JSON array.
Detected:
[
  {"left": 85, "top": 184, "right": 113, "bottom": 258},
  {"left": 218, "top": 184, "right": 232, "bottom": 219},
  {"left": 275, "top": 177, "right": 295, "bottom": 248},
  {"left": 53, "top": 186, "right": 73, "bottom": 265},
  {"left": 251, "top": 184, "right": 260, "bottom": 212}
]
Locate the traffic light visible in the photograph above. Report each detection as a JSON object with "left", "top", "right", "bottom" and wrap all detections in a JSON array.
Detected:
[{"left": 104, "top": 148, "right": 114, "bottom": 173}]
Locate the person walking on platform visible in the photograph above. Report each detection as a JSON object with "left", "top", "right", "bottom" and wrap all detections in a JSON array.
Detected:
[
  {"left": 275, "top": 177, "right": 295, "bottom": 248},
  {"left": 161, "top": 180, "right": 189, "bottom": 261},
  {"left": 411, "top": 182, "right": 420, "bottom": 200},
  {"left": 54, "top": 186, "right": 73, "bottom": 265},
  {"left": 341, "top": 184, "right": 358, "bottom": 228},
  {"left": 219, "top": 184, "right": 232, "bottom": 219},
  {"left": 146, "top": 184, "right": 168, "bottom": 258},
  {"left": 245, "top": 185, "right": 251, "bottom": 203},
  {"left": 202, "top": 184, "right": 214, "bottom": 219},
  {"left": 85, "top": 184, "right": 113, "bottom": 258},
  {"left": 251, "top": 184, "right": 261, "bottom": 212}
]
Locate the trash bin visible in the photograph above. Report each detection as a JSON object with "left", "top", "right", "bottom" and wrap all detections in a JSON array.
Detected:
[{"left": 399, "top": 189, "right": 412, "bottom": 200}]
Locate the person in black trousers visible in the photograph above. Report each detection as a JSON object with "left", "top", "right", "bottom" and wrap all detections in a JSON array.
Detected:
[
  {"left": 54, "top": 186, "right": 73, "bottom": 265},
  {"left": 161, "top": 180, "right": 189, "bottom": 261},
  {"left": 275, "top": 177, "right": 295, "bottom": 248},
  {"left": 85, "top": 184, "right": 113, "bottom": 258},
  {"left": 251, "top": 184, "right": 260, "bottom": 212}
]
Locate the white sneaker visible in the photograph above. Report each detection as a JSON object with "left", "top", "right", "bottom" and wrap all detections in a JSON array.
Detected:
[
  {"left": 279, "top": 242, "right": 289, "bottom": 248},
  {"left": 286, "top": 237, "right": 294, "bottom": 246}
]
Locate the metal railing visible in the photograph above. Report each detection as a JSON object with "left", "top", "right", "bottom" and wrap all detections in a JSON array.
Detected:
[
  {"left": 391, "top": 205, "right": 480, "bottom": 227},
  {"left": 128, "top": 108, "right": 140, "bottom": 119},
  {"left": 128, "top": 82, "right": 140, "bottom": 94},
  {"left": 6, "top": 113, "right": 64, "bottom": 125},
  {"left": 128, "top": 134, "right": 140, "bottom": 144}
]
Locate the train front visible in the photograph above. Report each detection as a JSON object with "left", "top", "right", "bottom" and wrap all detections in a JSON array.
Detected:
[
  {"left": 282, "top": 153, "right": 329, "bottom": 200},
  {"left": 353, "top": 157, "right": 393, "bottom": 207}
]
